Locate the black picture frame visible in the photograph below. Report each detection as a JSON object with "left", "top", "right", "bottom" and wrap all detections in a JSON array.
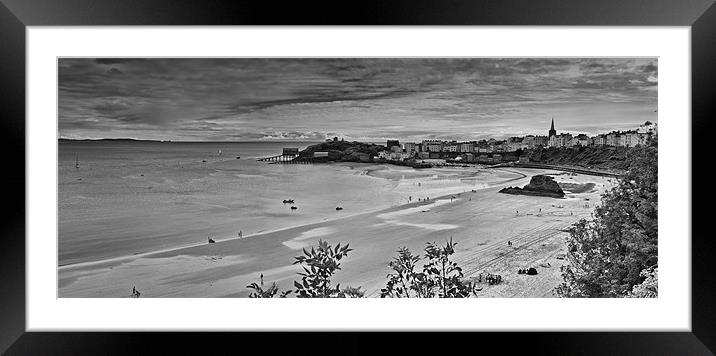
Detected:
[{"left": 1, "top": 0, "right": 714, "bottom": 354}]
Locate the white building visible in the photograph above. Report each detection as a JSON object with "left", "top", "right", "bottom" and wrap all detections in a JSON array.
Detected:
[
  {"left": 591, "top": 135, "right": 606, "bottom": 146},
  {"left": 606, "top": 132, "right": 622, "bottom": 147},
  {"left": 403, "top": 142, "right": 418, "bottom": 153},
  {"left": 550, "top": 133, "right": 572, "bottom": 148},
  {"left": 443, "top": 142, "right": 459, "bottom": 152},
  {"left": 623, "top": 131, "right": 649, "bottom": 147}
]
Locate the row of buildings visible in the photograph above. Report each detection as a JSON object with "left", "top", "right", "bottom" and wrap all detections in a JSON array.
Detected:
[{"left": 383, "top": 119, "right": 655, "bottom": 160}]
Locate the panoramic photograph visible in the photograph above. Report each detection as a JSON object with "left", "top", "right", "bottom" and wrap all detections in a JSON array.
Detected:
[{"left": 58, "top": 58, "right": 658, "bottom": 298}]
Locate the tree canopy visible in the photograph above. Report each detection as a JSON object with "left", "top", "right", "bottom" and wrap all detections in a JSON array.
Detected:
[{"left": 556, "top": 139, "right": 658, "bottom": 297}]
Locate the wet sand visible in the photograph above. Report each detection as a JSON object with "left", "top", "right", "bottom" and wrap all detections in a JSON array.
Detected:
[{"left": 58, "top": 168, "right": 615, "bottom": 298}]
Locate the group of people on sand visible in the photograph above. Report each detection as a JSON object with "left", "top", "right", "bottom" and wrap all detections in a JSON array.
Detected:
[
  {"left": 477, "top": 273, "right": 502, "bottom": 285},
  {"left": 518, "top": 267, "right": 538, "bottom": 275},
  {"left": 131, "top": 286, "right": 141, "bottom": 298}
]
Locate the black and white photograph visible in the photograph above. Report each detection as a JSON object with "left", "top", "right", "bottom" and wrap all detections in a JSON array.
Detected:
[{"left": 57, "top": 57, "right": 658, "bottom": 299}]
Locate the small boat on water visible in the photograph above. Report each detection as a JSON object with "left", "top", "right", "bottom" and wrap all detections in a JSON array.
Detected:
[
  {"left": 283, "top": 199, "right": 295, "bottom": 204},
  {"left": 290, "top": 206, "right": 298, "bottom": 210},
  {"left": 335, "top": 207, "right": 343, "bottom": 211},
  {"left": 236, "top": 156, "right": 241, "bottom": 159}
]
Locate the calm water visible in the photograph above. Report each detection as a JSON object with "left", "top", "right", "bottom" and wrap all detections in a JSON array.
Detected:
[{"left": 59, "top": 141, "right": 491, "bottom": 266}]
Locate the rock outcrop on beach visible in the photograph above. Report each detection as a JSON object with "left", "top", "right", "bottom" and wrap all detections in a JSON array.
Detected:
[{"left": 499, "top": 175, "right": 565, "bottom": 198}]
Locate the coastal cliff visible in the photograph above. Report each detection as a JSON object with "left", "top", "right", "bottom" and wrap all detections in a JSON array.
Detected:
[
  {"left": 499, "top": 175, "right": 565, "bottom": 198},
  {"left": 525, "top": 146, "right": 631, "bottom": 171}
]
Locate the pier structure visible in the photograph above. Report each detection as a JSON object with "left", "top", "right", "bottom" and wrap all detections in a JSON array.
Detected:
[
  {"left": 257, "top": 147, "right": 306, "bottom": 164},
  {"left": 257, "top": 153, "right": 299, "bottom": 163}
]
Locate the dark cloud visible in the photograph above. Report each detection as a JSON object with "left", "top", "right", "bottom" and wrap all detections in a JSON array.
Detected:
[
  {"left": 58, "top": 58, "right": 658, "bottom": 141},
  {"left": 93, "top": 58, "right": 147, "bottom": 65},
  {"left": 640, "top": 63, "right": 658, "bottom": 73}
]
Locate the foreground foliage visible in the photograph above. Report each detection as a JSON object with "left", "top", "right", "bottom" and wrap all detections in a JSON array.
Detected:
[
  {"left": 292, "top": 240, "right": 364, "bottom": 298},
  {"left": 247, "top": 239, "right": 364, "bottom": 298},
  {"left": 381, "top": 238, "right": 478, "bottom": 298},
  {"left": 556, "top": 137, "right": 658, "bottom": 298},
  {"left": 627, "top": 267, "right": 658, "bottom": 298},
  {"left": 248, "top": 238, "right": 477, "bottom": 298},
  {"left": 247, "top": 274, "right": 291, "bottom": 298}
]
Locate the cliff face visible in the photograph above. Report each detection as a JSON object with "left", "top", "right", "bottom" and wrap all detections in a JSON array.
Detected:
[
  {"left": 499, "top": 175, "right": 565, "bottom": 198},
  {"left": 525, "top": 146, "right": 630, "bottom": 170}
]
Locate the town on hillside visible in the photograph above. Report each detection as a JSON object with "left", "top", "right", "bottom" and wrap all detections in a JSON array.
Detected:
[{"left": 318, "top": 119, "right": 658, "bottom": 166}]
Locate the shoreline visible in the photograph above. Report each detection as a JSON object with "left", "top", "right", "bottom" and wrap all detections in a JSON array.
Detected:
[
  {"left": 58, "top": 196, "right": 440, "bottom": 271},
  {"left": 59, "top": 166, "right": 531, "bottom": 271},
  {"left": 58, "top": 166, "right": 610, "bottom": 297}
]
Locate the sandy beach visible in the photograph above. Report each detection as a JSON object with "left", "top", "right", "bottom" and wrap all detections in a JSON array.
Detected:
[{"left": 58, "top": 167, "right": 614, "bottom": 298}]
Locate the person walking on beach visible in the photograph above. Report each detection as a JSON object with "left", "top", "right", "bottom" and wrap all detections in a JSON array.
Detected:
[{"left": 238, "top": 230, "right": 243, "bottom": 239}]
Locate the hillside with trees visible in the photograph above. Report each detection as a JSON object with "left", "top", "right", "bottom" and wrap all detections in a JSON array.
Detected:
[
  {"left": 556, "top": 136, "right": 658, "bottom": 297},
  {"left": 297, "top": 140, "right": 385, "bottom": 162},
  {"left": 525, "top": 146, "right": 636, "bottom": 171}
]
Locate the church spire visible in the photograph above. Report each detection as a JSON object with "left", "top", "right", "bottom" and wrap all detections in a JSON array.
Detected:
[
  {"left": 550, "top": 117, "right": 555, "bottom": 131},
  {"left": 549, "top": 117, "right": 556, "bottom": 137}
]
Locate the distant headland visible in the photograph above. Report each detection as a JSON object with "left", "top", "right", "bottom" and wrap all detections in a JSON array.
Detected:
[{"left": 59, "top": 138, "right": 166, "bottom": 142}]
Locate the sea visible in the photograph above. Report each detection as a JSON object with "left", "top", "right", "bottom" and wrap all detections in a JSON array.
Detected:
[{"left": 59, "top": 140, "right": 493, "bottom": 266}]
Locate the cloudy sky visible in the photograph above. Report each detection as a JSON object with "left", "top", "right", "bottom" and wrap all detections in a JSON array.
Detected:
[{"left": 58, "top": 58, "right": 657, "bottom": 142}]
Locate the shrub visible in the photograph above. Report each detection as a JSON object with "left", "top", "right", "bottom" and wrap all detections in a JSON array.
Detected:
[
  {"left": 247, "top": 239, "right": 362, "bottom": 298},
  {"left": 293, "top": 240, "right": 357, "bottom": 298},
  {"left": 381, "top": 238, "right": 478, "bottom": 298},
  {"left": 627, "top": 267, "right": 658, "bottom": 298}
]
